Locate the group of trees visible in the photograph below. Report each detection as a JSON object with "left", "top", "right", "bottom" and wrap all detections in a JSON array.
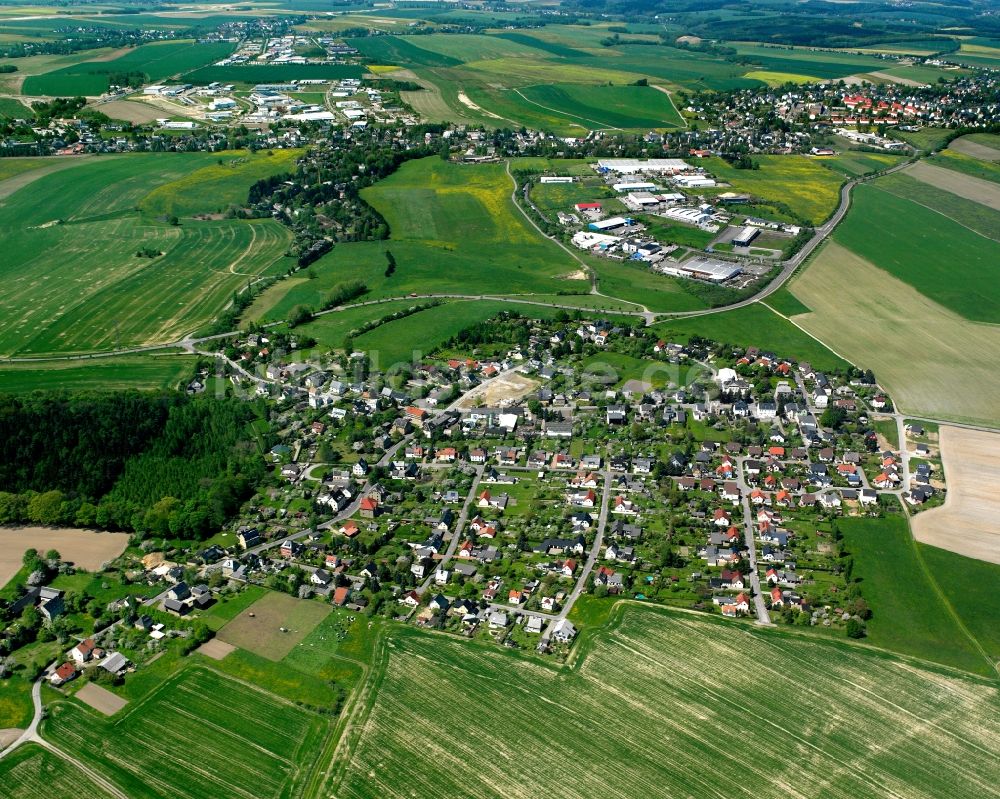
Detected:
[{"left": 0, "top": 393, "right": 267, "bottom": 539}]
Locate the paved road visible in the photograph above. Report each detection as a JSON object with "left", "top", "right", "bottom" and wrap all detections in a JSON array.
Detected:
[
  {"left": 417, "top": 465, "right": 484, "bottom": 595},
  {"left": 539, "top": 465, "right": 613, "bottom": 643},
  {"left": 734, "top": 457, "right": 772, "bottom": 625}
]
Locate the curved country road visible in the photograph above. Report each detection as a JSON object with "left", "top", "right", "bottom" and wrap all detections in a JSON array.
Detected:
[{"left": 1, "top": 156, "right": 913, "bottom": 366}]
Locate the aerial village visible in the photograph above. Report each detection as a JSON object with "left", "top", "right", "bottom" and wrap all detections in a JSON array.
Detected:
[{"left": 71, "top": 312, "right": 939, "bottom": 668}]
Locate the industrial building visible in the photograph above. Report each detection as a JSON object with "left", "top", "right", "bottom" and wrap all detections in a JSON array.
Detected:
[
  {"left": 589, "top": 216, "right": 630, "bottom": 232},
  {"left": 674, "top": 174, "right": 717, "bottom": 189},
  {"left": 657, "top": 256, "right": 742, "bottom": 283},
  {"left": 612, "top": 181, "right": 657, "bottom": 192},
  {"left": 597, "top": 159, "right": 690, "bottom": 175},
  {"left": 732, "top": 226, "right": 760, "bottom": 247},
  {"left": 660, "top": 206, "right": 713, "bottom": 226}
]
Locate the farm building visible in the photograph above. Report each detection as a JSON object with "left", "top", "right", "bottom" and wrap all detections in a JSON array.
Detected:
[
  {"left": 540, "top": 176, "right": 573, "bottom": 184},
  {"left": 732, "top": 226, "right": 760, "bottom": 247}
]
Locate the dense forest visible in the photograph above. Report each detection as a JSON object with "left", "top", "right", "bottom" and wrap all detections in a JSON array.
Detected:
[{"left": 0, "top": 393, "right": 268, "bottom": 539}]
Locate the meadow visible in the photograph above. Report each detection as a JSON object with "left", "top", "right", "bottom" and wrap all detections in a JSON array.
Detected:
[
  {"left": 352, "top": 300, "right": 565, "bottom": 368},
  {"left": 0, "top": 744, "right": 116, "bottom": 799},
  {"left": 43, "top": 666, "right": 328, "bottom": 799},
  {"left": 820, "top": 150, "right": 906, "bottom": 177},
  {"left": 23, "top": 40, "right": 234, "bottom": 96},
  {"left": 933, "top": 147, "right": 1000, "bottom": 185},
  {"left": 832, "top": 185, "right": 1000, "bottom": 322},
  {"left": 140, "top": 148, "right": 302, "bottom": 218},
  {"left": 919, "top": 544, "right": 1000, "bottom": 666},
  {"left": 247, "top": 158, "right": 589, "bottom": 322},
  {"left": 0, "top": 353, "right": 199, "bottom": 393},
  {"left": 331, "top": 607, "right": 1000, "bottom": 798},
  {"left": 591, "top": 258, "right": 709, "bottom": 313},
  {"left": 731, "top": 42, "right": 886, "bottom": 79},
  {"left": 0, "top": 152, "right": 295, "bottom": 356},
  {"left": 839, "top": 516, "right": 995, "bottom": 676},
  {"left": 699, "top": 155, "right": 844, "bottom": 225},
  {"left": 0, "top": 155, "right": 53, "bottom": 182},
  {"left": 0, "top": 96, "right": 28, "bottom": 118},
  {"left": 654, "top": 301, "right": 850, "bottom": 373},
  {"left": 788, "top": 241, "right": 1000, "bottom": 426},
  {"left": 474, "top": 83, "right": 684, "bottom": 134},
  {"left": 350, "top": 27, "right": 852, "bottom": 133}
]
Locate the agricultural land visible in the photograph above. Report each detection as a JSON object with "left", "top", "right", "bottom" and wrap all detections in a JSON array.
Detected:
[
  {"left": 2, "top": 1, "right": 1000, "bottom": 796},
  {"left": 330, "top": 608, "right": 1000, "bottom": 799}
]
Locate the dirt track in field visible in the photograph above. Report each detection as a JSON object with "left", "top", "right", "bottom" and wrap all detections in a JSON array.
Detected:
[{"left": 912, "top": 425, "right": 1000, "bottom": 564}]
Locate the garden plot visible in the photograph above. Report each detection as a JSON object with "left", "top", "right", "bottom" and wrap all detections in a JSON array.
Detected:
[{"left": 217, "top": 591, "right": 331, "bottom": 661}]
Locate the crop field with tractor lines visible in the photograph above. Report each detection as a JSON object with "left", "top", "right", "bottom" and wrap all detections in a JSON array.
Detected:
[
  {"left": 331, "top": 608, "right": 1000, "bottom": 799},
  {"left": 42, "top": 666, "right": 327, "bottom": 799},
  {"left": 1, "top": 744, "right": 116, "bottom": 799},
  {"left": 0, "top": 152, "right": 295, "bottom": 356}
]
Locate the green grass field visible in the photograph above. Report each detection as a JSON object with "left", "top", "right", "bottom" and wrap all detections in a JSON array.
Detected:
[
  {"left": 43, "top": 666, "right": 328, "bottom": 799},
  {"left": 23, "top": 40, "right": 234, "bottom": 96},
  {"left": 0, "top": 744, "right": 116, "bottom": 799},
  {"left": 141, "top": 149, "right": 302, "bottom": 218},
  {"left": 0, "top": 157, "right": 51, "bottom": 183},
  {"left": 732, "top": 43, "right": 886, "bottom": 79},
  {"left": 919, "top": 545, "right": 1000, "bottom": 666},
  {"left": 788, "top": 240, "right": 1000, "bottom": 427},
  {"left": 0, "top": 97, "right": 29, "bottom": 118},
  {"left": 874, "top": 171, "right": 1000, "bottom": 242},
  {"left": 591, "top": 259, "right": 709, "bottom": 313},
  {"left": 821, "top": 150, "right": 907, "bottom": 177},
  {"left": 330, "top": 607, "right": 1000, "bottom": 798},
  {"left": 839, "top": 516, "right": 995, "bottom": 676},
  {"left": 933, "top": 148, "right": 1000, "bottom": 185},
  {"left": 653, "top": 302, "right": 849, "bottom": 373},
  {"left": 247, "top": 158, "right": 590, "bottom": 323},
  {"left": 0, "top": 675, "right": 34, "bottom": 728},
  {"left": 0, "top": 152, "right": 295, "bottom": 356},
  {"left": 352, "top": 300, "right": 564, "bottom": 367},
  {"left": 0, "top": 353, "right": 198, "bottom": 393},
  {"left": 184, "top": 63, "right": 364, "bottom": 85},
  {"left": 490, "top": 83, "right": 683, "bottom": 133},
  {"left": 833, "top": 184, "right": 1000, "bottom": 323}
]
